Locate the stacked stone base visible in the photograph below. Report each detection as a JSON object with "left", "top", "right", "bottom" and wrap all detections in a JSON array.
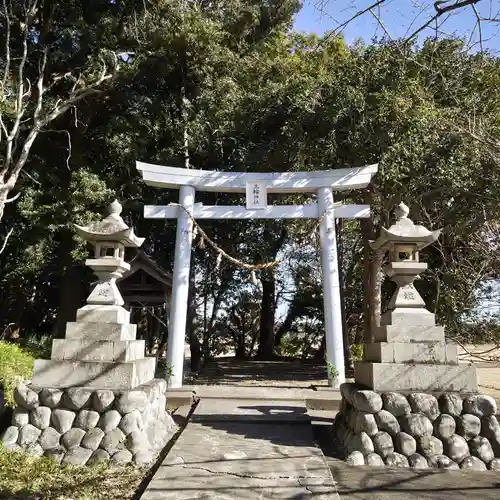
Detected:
[
  {"left": 333, "top": 383, "right": 500, "bottom": 471},
  {"left": 0, "top": 379, "right": 176, "bottom": 467}
]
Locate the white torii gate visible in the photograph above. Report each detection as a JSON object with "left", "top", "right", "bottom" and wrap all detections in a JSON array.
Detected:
[{"left": 137, "top": 162, "right": 378, "bottom": 389}]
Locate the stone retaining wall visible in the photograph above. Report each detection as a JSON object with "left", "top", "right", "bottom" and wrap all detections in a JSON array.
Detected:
[
  {"left": 0, "top": 379, "right": 176, "bottom": 466},
  {"left": 333, "top": 383, "right": 500, "bottom": 471}
]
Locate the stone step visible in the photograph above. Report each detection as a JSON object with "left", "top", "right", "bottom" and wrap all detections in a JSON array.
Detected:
[
  {"left": 51, "top": 339, "right": 145, "bottom": 362},
  {"left": 375, "top": 324, "right": 445, "bottom": 343},
  {"left": 32, "top": 357, "right": 156, "bottom": 390},
  {"left": 190, "top": 398, "right": 311, "bottom": 423},
  {"left": 179, "top": 385, "right": 342, "bottom": 411},
  {"left": 166, "top": 388, "right": 198, "bottom": 410},
  {"left": 381, "top": 308, "right": 436, "bottom": 327},
  {"left": 305, "top": 394, "right": 342, "bottom": 411},
  {"left": 65, "top": 321, "right": 137, "bottom": 341},
  {"left": 75, "top": 304, "right": 130, "bottom": 324},
  {"left": 354, "top": 361, "right": 477, "bottom": 393},
  {"left": 364, "top": 341, "right": 458, "bottom": 364}
]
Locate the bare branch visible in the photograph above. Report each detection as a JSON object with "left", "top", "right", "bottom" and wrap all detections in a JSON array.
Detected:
[
  {"left": 20, "top": 169, "right": 41, "bottom": 186},
  {"left": 368, "top": 6, "right": 394, "bottom": 41},
  {"left": 406, "top": 1, "right": 481, "bottom": 42},
  {"left": 472, "top": 3, "right": 484, "bottom": 51},
  {"left": 434, "top": 0, "right": 481, "bottom": 15},
  {"left": 5, "top": 52, "right": 118, "bottom": 189},
  {"left": 0, "top": 226, "right": 14, "bottom": 255},
  {"left": 2, "top": 3, "right": 31, "bottom": 177},
  {"left": 5, "top": 191, "right": 20, "bottom": 203},
  {"left": 33, "top": 47, "right": 49, "bottom": 123},
  {"left": 1, "top": 0, "right": 10, "bottom": 88},
  {"left": 317, "top": 0, "right": 492, "bottom": 51},
  {"left": 42, "top": 129, "right": 72, "bottom": 170},
  {"left": 319, "top": 0, "right": 387, "bottom": 45}
]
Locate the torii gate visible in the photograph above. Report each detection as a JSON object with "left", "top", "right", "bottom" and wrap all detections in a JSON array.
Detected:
[{"left": 137, "top": 162, "right": 378, "bottom": 388}]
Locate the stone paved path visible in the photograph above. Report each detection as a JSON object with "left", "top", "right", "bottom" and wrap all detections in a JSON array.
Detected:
[{"left": 142, "top": 397, "right": 338, "bottom": 499}]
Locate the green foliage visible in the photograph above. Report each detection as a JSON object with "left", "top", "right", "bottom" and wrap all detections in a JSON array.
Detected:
[
  {"left": 0, "top": 342, "right": 35, "bottom": 406},
  {"left": 0, "top": 444, "right": 142, "bottom": 500},
  {"left": 350, "top": 344, "right": 364, "bottom": 362},
  {"left": 20, "top": 335, "right": 52, "bottom": 360},
  {"left": 326, "top": 360, "right": 338, "bottom": 380}
]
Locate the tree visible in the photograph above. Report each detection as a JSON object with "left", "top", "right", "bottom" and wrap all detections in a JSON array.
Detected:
[{"left": 0, "top": 0, "right": 144, "bottom": 228}]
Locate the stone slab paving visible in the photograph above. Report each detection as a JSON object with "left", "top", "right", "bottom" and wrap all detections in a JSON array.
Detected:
[
  {"left": 327, "top": 458, "right": 500, "bottom": 500},
  {"left": 142, "top": 398, "right": 339, "bottom": 499}
]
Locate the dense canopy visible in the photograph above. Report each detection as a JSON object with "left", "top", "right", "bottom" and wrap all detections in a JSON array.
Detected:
[{"left": 0, "top": 0, "right": 499, "bottom": 369}]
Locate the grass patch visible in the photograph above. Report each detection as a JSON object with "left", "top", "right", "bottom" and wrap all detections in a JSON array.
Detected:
[
  {"left": 0, "top": 341, "right": 35, "bottom": 406},
  {"left": 0, "top": 445, "right": 143, "bottom": 500}
]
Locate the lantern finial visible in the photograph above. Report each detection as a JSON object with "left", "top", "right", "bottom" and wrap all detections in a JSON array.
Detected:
[
  {"left": 394, "top": 201, "right": 409, "bottom": 220},
  {"left": 108, "top": 199, "right": 123, "bottom": 217}
]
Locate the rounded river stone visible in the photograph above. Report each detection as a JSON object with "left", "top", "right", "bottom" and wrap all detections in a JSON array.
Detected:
[
  {"left": 443, "top": 434, "right": 470, "bottom": 464},
  {"left": 434, "top": 414, "right": 455, "bottom": 440},
  {"left": 400, "top": 414, "right": 433, "bottom": 438},
  {"left": 463, "top": 395, "right": 497, "bottom": 418},
  {"left": 408, "top": 393, "right": 440, "bottom": 422},
  {"left": 460, "top": 456, "right": 487, "bottom": 471},
  {"left": 456, "top": 414, "right": 481, "bottom": 440},
  {"left": 346, "top": 451, "right": 365, "bottom": 466},
  {"left": 382, "top": 392, "right": 411, "bottom": 417},
  {"left": 375, "top": 410, "right": 400, "bottom": 436},
  {"left": 385, "top": 452, "right": 409, "bottom": 468}
]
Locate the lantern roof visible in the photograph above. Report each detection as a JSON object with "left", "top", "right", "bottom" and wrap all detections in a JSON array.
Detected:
[
  {"left": 74, "top": 200, "right": 145, "bottom": 248},
  {"left": 370, "top": 202, "right": 441, "bottom": 252}
]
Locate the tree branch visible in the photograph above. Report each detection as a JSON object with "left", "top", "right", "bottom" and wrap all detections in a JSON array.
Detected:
[
  {"left": 318, "top": 0, "right": 387, "bottom": 45},
  {"left": 5, "top": 53, "right": 117, "bottom": 190},
  {"left": 5, "top": 191, "right": 21, "bottom": 203},
  {"left": 33, "top": 47, "right": 49, "bottom": 123},
  {"left": 406, "top": 0, "right": 481, "bottom": 42},
  {"left": 0, "top": 226, "right": 14, "bottom": 255},
  {"left": 472, "top": 3, "right": 483, "bottom": 51},
  {"left": 1, "top": 0, "right": 10, "bottom": 89},
  {"left": 2, "top": 4, "right": 30, "bottom": 177}
]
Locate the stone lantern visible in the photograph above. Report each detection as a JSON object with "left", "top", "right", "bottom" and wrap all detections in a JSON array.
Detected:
[
  {"left": 31, "top": 200, "right": 157, "bottom": 390},
  {"left": 74, "top": 199, "right": 144, "bottom": 308},
  {"left": 354, "top": 202, "right": 478, "bottom": 393},
  {"left": 369, "top": 201, "right": 441, "bottom": 325}
]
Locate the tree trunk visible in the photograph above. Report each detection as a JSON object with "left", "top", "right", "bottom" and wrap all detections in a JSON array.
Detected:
[
  {"left": 337, "top": 219, "right": 353, "bottom": 370},
  {"left": 361, "top": 237, "right": 386, "bottom": 343},
  {"left": 314, "top": 336, "right": 326, "bottom": 359},
  {"left": 257, "top": 271, "right": 276, "bottom": 359},
  {"left": 235, "top": 319, "right": 246, "bottom": 359},
  {"left": 274, "top": 305, "right": 296, "bottom": 349},
  {"left": 360, "top": 187, "right": 386, "bottom": 344},
  {"left": 187, "top": 262, "right": 202, "bottom": 372},
  {"left": 53, "top": 231, "right": 87, "bottom": 338}
]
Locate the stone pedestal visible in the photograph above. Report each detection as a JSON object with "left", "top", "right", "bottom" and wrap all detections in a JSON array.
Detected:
[
  {"left": 355, "top": 309, "right": 477, "bottom": 393},
  {"left": 1, "top": 379, "right": 175, "bottom": 466},
  {"left": 32, "top": 305, "right": 156, "bottom": 390}
]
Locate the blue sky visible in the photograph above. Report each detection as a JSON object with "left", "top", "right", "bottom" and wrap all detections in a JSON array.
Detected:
[{"left": 294, "top": 0, "right": 500, "bottom": 52}]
